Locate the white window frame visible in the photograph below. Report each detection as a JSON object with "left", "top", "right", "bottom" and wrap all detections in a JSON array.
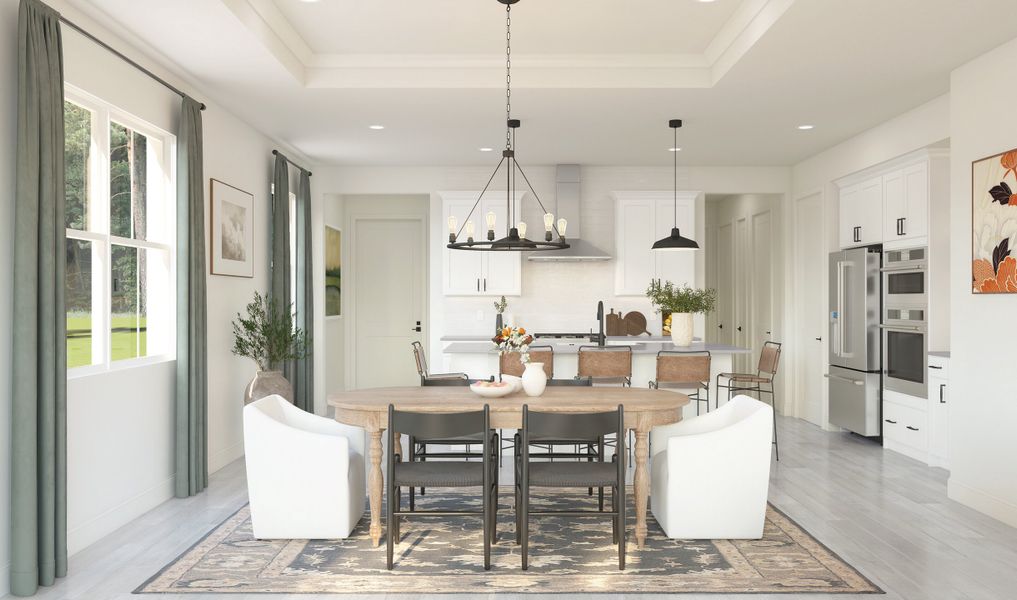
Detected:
[{"left": 65, "top": 85, "right": 177, "bottom": 378}]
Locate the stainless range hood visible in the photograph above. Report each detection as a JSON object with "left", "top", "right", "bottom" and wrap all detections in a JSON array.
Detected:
[{"left": 527, "top": 165, "right": 612, "bottom": 262}]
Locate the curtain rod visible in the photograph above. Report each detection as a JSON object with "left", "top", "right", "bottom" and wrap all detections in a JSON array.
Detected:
[
  {"left": 272, "top": 150, "right": 312, "bottom": 177},
  {"left": 59, "top": 16, "right": 206, "bottom": 111}
]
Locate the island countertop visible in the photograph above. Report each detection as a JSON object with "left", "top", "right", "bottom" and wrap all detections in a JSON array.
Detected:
[{"left": 443, "top": 340, "right": 752, "bottom": 355}]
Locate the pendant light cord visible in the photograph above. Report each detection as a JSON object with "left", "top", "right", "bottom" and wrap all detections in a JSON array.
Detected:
[{"left": 674, "top": 125, "right": 678, "bottom": 228}]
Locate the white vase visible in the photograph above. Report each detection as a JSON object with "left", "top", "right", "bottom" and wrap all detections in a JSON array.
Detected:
[
  {"left": 522, "top": 362, "right": 548, "bottom": 397},
  {"left": 670, "top": 313, "right": 694, "bottom": 347}
]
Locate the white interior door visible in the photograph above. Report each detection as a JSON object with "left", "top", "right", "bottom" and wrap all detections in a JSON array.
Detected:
[
  {"left": 734, "top": 217, "right": 751, "bottom": 372},
  {"left": 354, "top": 218, "right": 424, "bottom": 389},
  {"left": 795, "top": 193, "right": 826, "bottom": 426},
  {"left": 750, "top": 209, "right": 773, "bottom": 363},
  {"left": 715, "top": 223, "right": 734, "bottom": 346}
]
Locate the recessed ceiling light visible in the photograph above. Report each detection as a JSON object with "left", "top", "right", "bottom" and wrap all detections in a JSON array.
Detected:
[
  {"left": 479, "top": 147, "right": 494, "bottom": 152},
  {"left": 797, "top": 124, "right": 814, "bottom": 130},
  {"left": 697, "top": 0, "right": 717, "bottom": 3},
  {"left": 299, "top": 0, "right": 321, "bottom": 3},
  {"left": 669, "top": 147, "right": 682, "bottom": 152},
  {"left": 369, "top": 124, "right": 385, "bottom": 130}
]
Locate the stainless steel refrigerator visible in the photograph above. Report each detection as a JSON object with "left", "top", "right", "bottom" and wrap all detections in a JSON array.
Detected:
[{"left": 826, "top": 247, "right": 882, "bottom": 436}]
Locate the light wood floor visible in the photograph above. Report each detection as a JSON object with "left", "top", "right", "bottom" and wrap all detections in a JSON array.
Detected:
[{"left": 22, "top": 416, "right": 1017, "bottom": 600}]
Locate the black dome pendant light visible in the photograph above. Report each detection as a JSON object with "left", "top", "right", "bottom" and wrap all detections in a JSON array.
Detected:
[
  {"left": 652, "top": 119, "right": 699, "bottom": 251},
  {"left": 446, "top": 0, "right": 569, "bottom": 252}
]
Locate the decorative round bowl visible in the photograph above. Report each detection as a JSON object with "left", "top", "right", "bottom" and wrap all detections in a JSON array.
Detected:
[
  {"left": 500, "top": 374, "right": 523, "bottom": 393},
  {"left": 470, "top": 381, "right": 515, "bottom": 398}
]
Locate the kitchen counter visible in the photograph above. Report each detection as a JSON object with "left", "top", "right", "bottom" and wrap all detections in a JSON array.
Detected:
[
  {"left": 443, "top": 341, "right": 751, "bottom": 355},
  {"left": 443, "top": 340, "right": 752, "bottom": 419}
]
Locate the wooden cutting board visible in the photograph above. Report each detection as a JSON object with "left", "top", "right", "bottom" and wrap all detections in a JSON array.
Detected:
[
  {"left": 606, "top": 310, "right": 624, "bottom": 336},
  {"left": 624, "top": 311, "right": 650, "bottom": 336}
]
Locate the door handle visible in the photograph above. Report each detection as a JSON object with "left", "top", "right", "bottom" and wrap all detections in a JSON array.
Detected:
[
  {"left": 765, "top": 330, "right": 771, "bottom": 335},
  {"left": 853, "top": 226, "right": 861, "bottom": 243},
  {"left": 939, "top": 383, "right": 946, "bottom": 404},
  {"left": 411, "top": 326, "right": 422, "bottom": 332},
  {"left": 815, "top": 337, "right": 822, "bottom": 341},
  {"left": 824, "top": 373, "right": 863, "bottom": 385},
  {"left": 483, "top": 278, "right": 487, "bottom": 292},
  {"left": 476, "top": 278, "right": 480, "bottom": 292},
  {"left": 737, "top": 326, "right": 742, "bottom": 332},
  {"left": 718, "top": 323, "right": 723, "bottom": 329}
]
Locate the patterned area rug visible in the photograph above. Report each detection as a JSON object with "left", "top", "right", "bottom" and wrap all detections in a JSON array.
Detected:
[{"left": 137, "top": 489, "right": 881, "bottom": 594}]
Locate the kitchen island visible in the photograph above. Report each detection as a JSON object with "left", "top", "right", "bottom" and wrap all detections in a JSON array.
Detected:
[{"left": 444, "top": 338, "right": 752, "bottom": 418}]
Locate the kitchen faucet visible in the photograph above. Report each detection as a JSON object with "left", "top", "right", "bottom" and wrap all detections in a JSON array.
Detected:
[{"left": 597, "top": 300, "right": 606, "bottom": 346}]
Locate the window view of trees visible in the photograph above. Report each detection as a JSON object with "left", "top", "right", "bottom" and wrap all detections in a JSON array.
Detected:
[{"left": 65, "top": 98, "right": 161, "bottom": 368}]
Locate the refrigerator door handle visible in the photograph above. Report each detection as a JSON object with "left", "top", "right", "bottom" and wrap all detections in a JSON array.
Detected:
[
  {"left": 824, "top": 373, "right": 864, "bottom": 386},
  {"left": 836, "top": 261, "right": 848, "bottom": 357}
]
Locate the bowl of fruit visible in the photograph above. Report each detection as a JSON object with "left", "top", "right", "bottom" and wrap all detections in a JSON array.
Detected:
[{"left": 470, "top": 380, "right": 515, "bottom": 398}]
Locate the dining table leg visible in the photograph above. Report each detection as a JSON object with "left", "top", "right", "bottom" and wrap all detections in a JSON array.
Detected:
[
  {"left": 368, "top": 428, "right": 384, "bottom": 547},
  {"left": 633, "top": 428, "right": 650, "bottom": 548}
]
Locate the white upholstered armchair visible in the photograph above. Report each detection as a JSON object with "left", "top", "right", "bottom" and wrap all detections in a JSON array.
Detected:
[
  {"left": 244, "top": 395, "right": 366, "bottom": 539},
  {"left": 649, "top": 394, "right": 773, "bottom": 539}
]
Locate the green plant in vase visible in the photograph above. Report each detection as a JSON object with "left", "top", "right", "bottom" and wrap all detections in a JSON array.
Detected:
[
  {"left": 232, "top": 292, "right": 309, "bottom": 403},
  {"left": 646, "top": 280, "right": 716, "bottom": 346}
]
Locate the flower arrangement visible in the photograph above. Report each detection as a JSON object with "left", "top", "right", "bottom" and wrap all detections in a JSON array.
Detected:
[{"left": 492, "top": 326, "right": 533, "bottom": 363}]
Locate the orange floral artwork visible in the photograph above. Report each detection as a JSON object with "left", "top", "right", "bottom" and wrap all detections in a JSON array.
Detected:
[{"left": 972, "top": 148, "right": 1017, "bottom": 294}]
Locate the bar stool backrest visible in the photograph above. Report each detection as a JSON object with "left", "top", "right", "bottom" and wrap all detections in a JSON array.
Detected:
[
  {"left": 656, "top": 351, "right": 711, "bottom": 384},
  {"left": 411, "top": 341, "right": 429, "bottom": 377},
  {"left": 757, "top": 341, "right": 782, "bottom": 378},
  {"left": 578, "top": 346, "right": 633, "bottom": 380},
  {"left": 500, "top": 346, "right": 554, "bottom": 378}
]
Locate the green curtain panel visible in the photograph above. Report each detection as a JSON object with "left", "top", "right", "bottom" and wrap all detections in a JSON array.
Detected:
[
  {"left": 270, "top": 156, "right": 291, "bottom": 313},
  {"left": 11, "top": 0, "right": 67, "bottom": 595},
  {"left": 175, "top": 97, "right": 208, "bottom": 498},
  {"left": 292, "top": 171, "right": 314, "bottom": 412}
]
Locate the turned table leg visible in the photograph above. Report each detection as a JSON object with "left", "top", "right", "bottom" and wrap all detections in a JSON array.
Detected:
[
  {"left": 368, "top": 428, "right": 384, "bottom": 547},
  {"left": 633, "top": 429, "right": 650, "bottom": 548}
]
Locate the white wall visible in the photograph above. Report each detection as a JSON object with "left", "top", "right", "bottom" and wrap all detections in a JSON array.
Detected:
[
  {"left": 0, "top": 0, "right": 309, "bottom": 579},
  {"left": 312, "top": 165, "right": 790, "bottom": 384},
  {"left": 947, "top": 36, "right": 1017, "bottom": 527}
]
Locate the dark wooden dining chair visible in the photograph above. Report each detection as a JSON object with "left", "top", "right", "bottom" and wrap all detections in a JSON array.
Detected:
[
  {"left": 515, "top": 404, "right": 626, "bottom": 570},
  {"left": 387, "top": 404, "right": 498, "bottom": 570}
]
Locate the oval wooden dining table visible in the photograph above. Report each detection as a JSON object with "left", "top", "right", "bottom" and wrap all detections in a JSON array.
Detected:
[{"left": 328, "top": 385, "right": 689, "bottom": 549}]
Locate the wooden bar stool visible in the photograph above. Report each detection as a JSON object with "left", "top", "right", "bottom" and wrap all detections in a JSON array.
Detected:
[
  {"left": 716, "top": 341, "right": 782, "bottom": 460},
  {"left": 497, "top": 346, "right": 554, "bottom": 464},
  {"left": 578, "top": 345, "right": 633, "bottom": 460},
  {"left": 649, "top": 350, "right": 711, "bottom": 416}
]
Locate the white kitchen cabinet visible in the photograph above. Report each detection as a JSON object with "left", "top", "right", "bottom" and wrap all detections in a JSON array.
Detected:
[
  {"left": 882, "top": 393, "right": 929, "bottom": 463},
  {"left": 883, "top": 162, "right": 929, "bottom": 243},
  {"left": 440, "top": 191, "right": 522, "bottom": 296},
  {"left": 614, "top": 191, "right": 699, "bottom": 296},
  {"left": 838, "top": 176, "right": 882, "bottom": 248},
  {"left": 927, "top": 354, "right": 950, "bottom": 469}
]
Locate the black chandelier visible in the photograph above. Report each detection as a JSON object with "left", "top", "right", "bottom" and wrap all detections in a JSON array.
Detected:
[
  {"left": 651, "top": 119, "right": 699, "bottom": 251},
  {"left": 446, "top": 0, "right": 569, "bottom": 252}
]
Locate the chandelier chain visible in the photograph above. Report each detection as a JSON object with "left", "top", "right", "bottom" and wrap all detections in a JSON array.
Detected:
[{"left": 505, "top": 3, "right": 512, "bottom": 149}]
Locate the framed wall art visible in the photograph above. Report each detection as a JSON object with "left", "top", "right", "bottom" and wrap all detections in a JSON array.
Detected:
[
  {"left": 210, "top": 179, "right": 255, "bottom": 277},
  {"left": 972, "top": 148, "right": 1017, "bottom": 293},
  {"left": 325, "top": 225, "right": 342, "bottom": 317}
]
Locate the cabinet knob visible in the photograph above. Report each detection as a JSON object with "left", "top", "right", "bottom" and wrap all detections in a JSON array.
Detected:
[
  {"left": 815, "top": 337, "right": 822, "bottom": 341},
  {"left": 906, "top": 426, "right": 919, "bottom": 431},
  {"left": 737, "top": 326, "right": 742, "bottom": 332},
  {"left": 885, "top": 419, "right": 897, "bottom": 424}
]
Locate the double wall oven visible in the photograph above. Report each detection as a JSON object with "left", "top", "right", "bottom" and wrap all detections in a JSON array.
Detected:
[{"left": 880, "top": 247, "right": 928, "bottom": 398}]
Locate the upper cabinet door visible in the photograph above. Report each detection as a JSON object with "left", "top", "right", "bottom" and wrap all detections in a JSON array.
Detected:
[
  {"left": 857, "top": 176, "right": 883, "bottom": 246},
  {"left": 615, "top": 197, "right": 656, "bottom": 295},
  {"left": 882, "top": 169, "right": 906, "bottom": 241},
  {"left": 839, "top": 184, "right": 861, "bottom": 248},
  {"left": 655, "top": 195, "right": 697, "bottom": 287},
  {"left": 480, "top": 193, "right": 522, "bottom": 296},
  {"left": 901, "top": 161, "right": 929, "bottom": 241},
  {"left": 442, "top": 194, "right": 484, "bottom": 295}
]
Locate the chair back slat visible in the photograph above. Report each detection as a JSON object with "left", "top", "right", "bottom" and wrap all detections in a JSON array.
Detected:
[
  {"left": 389, "top": 405, "right": 488, "bottom": 440},
  {"left": 577, "top": 346, "right": 632, "bottom": 379},
  {"left": 499, "top": 347, "right": 554, "bottom": 378},
  {"left": 523, "top": 405, "right": 622, "bottom": 439},
  {"left": 545, "top": 377, "right": 593, "bottom": 387},
  {"left": 656, "top": 351, "right": 711, "bottom": 384},
  {"left": 411, "top": 341, "right": 428, "bottom": 377},
  {"left": 757, "top": 341, "right": 782, "bottom": 376}
]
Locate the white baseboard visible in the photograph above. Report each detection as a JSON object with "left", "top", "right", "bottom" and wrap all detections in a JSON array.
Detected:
[
  {"left": 948, "top": 478, "right": 1017, "bottom": 529},
  {"left": 67, "top": 475, "right": 175, "bottom": 556},
  {"left": 209, "top": 441, "right": 244, "bottom": 474}
]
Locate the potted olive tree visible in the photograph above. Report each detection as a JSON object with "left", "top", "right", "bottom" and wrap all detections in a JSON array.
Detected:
[
  {"left": 232, "top": 292, "right": 309, "bottom": 404},
  {"left": 646, "top": 280, "right": 717, "bottom": 347}
]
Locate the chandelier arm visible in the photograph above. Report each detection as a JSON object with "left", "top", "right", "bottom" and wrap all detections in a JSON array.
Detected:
[
  {"left": 455, "top": 155, "right": 506, "bottom": 239},
  {"left": 513, "top": 161, "right": 564, "bottom": 238}
]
